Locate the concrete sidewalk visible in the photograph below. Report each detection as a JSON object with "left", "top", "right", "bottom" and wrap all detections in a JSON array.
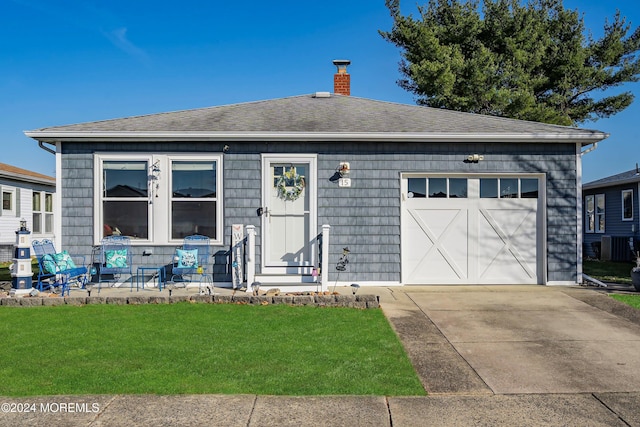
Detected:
[{"left": 1, "top": 285, "right": 640, "bottom": 426}]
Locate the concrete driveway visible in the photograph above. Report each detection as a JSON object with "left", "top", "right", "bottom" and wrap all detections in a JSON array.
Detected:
[{"left": 378, "top": 285, "right": 640, "bottom": 395}]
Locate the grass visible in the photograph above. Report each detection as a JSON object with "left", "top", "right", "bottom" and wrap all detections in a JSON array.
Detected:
[
  {"left": 611, "top": 294, "right": 640, "bottom": 309},
  {"left": 0, "top": 260, "right": 39, "bottom": 282},
  {"left": 583, "top": 259, "right": 633, "bottom": 285},
  {"left": 0, "top": 303, "right": 425, "bottom": 397}
]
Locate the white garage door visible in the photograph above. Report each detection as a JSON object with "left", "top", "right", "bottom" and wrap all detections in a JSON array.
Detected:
[{"left": 401, "top": 175, "right": 544, "bottom": 285}]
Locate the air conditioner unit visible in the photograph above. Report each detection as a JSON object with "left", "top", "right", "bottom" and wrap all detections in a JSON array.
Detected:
[{"left": 600, "top": 235, "right": 612, "bottom": 261}]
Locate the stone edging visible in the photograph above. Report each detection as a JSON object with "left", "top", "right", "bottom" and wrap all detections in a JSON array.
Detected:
[{"left": 0, "top": 294, "right": 380, "bottom": 309}]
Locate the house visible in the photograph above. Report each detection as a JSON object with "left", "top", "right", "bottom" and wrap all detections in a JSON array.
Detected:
[
  {"left": 0, "top": 162, "right": 56, "bottom": 262},
  {"left": 24, "top": 61, "right": 608, "bottom": 289},
  {"left": 583, "top": 167, "right": 640, "bottom": 261}
]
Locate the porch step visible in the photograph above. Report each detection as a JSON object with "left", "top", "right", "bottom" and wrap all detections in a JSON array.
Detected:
[
  {"left": 250, "top": 282, "right": 326, "bottom": 294},
  {"left": 254, "top": 274, "right": 317, "bottom": 284}
]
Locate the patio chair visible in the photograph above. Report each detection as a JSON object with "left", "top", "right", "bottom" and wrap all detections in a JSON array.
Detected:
[
  {"left": 96, "top": 235, "right": 133, "bottom": 291},
  {"left": 170, "top": 235, "right": 212, "bottom": 292},
  {"left": 32, "top": 239, "right": 89, "bottom": 296}
]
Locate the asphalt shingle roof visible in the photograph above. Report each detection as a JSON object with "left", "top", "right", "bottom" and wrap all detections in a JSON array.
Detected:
[
  {"left": 583, "top": 167, "right": 640, "bottom": 189},
  {"left": 0, "top": 162, "right": 55, "bottom": 185},
  {"left": 26, "top": 94, "right": 607, "bottom": 143}
]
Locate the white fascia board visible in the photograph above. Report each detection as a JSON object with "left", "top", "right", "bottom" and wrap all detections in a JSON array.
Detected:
[{"left": 24, "top": 131, "right": 609, "bottom": 144}]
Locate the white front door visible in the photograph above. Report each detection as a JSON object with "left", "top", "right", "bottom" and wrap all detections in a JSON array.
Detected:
[
  {"left": 401, "top": 175, "right": 544, "bottom": 285},
  {"left": 262, "top": 155, "right": 317, "bottom": 274}
]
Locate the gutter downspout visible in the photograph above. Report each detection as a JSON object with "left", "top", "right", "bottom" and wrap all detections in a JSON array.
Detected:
[
  {"left": 580, "top": 141, "right": 598, "bottom": 156},
  {"left": 35, "top": 139, "right": 61, "bottom": 248},
  {"left": 38, "top": 141, "right": 56, "bottom": 155}
]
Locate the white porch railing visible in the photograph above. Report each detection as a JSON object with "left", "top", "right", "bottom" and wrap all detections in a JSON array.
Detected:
[
  {"left": 245, "top": 225, "right": 256, "bottom": 287},
  {"left": 243, "top": 224, "right": 330, "bottom": 292}
]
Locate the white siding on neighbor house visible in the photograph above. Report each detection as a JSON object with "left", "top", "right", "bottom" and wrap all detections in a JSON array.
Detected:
[
  {"left": 0, "top": 185, "right": 23, "bottom": 245},
  {"left": 0, "top": 183, "right": 56, "bottom": 262}
]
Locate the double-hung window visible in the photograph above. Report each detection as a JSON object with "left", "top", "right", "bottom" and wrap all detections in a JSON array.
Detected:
[
  {"left": 585, "top": 194, "right": 605, "bottom": 233},
  {"left": 32, "top": 191, "right": 42, "bottom": 233},
  {"left": 95, "top": 154, "right": 222, "bottom": 245},
  {"left": 44, "top": 193, "right": 53, "bottom": 233},
  {"left": 171, "top": 161, "right": 218, "bottom": 240},
  {"left": 32, "top": 191, "right": 54, "bottom": 234},
  {"left": 2, "top": 188, "right": 15, "bottom": 216},
  {"left": 102, "top": 160, "right": 149, "bottom": 239}
]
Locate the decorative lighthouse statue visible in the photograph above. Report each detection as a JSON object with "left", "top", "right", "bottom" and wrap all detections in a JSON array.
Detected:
[{"left": 10, "top": 219, "right": 33, "bottom": 296}]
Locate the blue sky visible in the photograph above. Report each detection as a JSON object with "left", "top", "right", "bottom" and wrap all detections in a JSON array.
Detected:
[{"left": 2, "top": 0, "right": 639, "bottom": 183}]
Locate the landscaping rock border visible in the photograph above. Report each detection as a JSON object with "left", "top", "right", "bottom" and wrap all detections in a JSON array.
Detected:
[{"left": 0, "top": 293, "right": 380, "bottom": 309}]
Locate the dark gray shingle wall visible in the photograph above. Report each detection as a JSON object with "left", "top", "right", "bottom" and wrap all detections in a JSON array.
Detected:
[{"left": 59, "top": 140, "right": 578, "bottom": 284}]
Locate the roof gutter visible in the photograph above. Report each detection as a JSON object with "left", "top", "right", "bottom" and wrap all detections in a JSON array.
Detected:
[
  {"left": 38, "top": 140, "right": 56, "bottom": 155},
  {"left": 580, "top": 142, "right": 598, "bottom": 156},
  {"left": 24, "top": 131, "right": 610, "bottom": 144}
]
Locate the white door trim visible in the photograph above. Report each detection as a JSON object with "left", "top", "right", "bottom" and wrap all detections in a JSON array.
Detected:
[{"left": 261, "top": 154, "right": 317, "bottom": 275}]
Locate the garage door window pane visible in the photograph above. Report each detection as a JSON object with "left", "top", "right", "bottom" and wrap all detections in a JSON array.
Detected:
[
  {"left": 407, "top": 178, "right": 426, "bottom": 198},
  {"left": 521, "top": 179, "right": 538, "bottom": 198},
  {"left": 480, "top": 179, "right": 498, "bottom": 198},
  {"left": 449, "top": 179, "right": 467, "bottom": 198},
  {"left": 500, "top": 179, "right": 518, "bottom": 198},
  {"left": 429, "top": 178, "right": 447, "bottom": 198}
]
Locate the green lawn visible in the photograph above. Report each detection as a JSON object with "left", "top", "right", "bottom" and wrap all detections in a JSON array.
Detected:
[
  {"left": 0, "top": 260, "right": 39, "bottom": 282},
  {"left": 583, "top": 260, "right": 633, "bottom": 285},
  {"left": 611, "top": 294, "right": 640, "bottom": 309},
  {"left": 0, "top": 303, "right": 425, "bottom": 397}
]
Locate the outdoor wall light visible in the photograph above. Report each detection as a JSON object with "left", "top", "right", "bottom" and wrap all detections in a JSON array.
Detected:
[
  {"left": 338, "top": 162, "right": 350, "bottom": 176},
  {"left": 467, "top": 154, "right": 484, "bottom": 163}
]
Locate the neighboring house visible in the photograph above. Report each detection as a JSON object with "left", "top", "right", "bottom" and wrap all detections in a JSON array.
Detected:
[
  {"left": 24, "top": 61, "right": 608, "bottom": 289},
  {"left": 0, "top": 162, "right": 55, "bottom": 262},
  {"left": 583, "top": 167, "right": 640, "bottom": 261}
]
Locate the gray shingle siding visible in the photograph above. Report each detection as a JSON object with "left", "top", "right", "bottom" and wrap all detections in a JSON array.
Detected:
[{"left": 57, "top": 140, "right": 578, "bottom": 284}]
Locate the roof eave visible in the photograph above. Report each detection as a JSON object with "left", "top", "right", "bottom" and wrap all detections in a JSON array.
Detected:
[
  {"left": 24, "top": 131, "right": 609, "bottom": 144},
  {"left": 584, "top": 176, "right": 640, "bottom": 190},
  {"left": 0, "top": 170, "right": 55, "bottom": 186}
]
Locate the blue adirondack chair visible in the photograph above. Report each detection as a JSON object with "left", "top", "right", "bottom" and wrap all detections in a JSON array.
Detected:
[{"left": 32, "top": 239, "right": 89, "bottom": 296}]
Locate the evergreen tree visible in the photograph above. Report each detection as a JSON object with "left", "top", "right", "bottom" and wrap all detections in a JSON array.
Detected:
[{"left": 380, "top": 0, "right": 640, "bottom": 125}]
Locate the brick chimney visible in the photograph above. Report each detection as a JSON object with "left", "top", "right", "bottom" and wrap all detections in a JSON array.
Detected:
[{"left": 333, "top": 59, "right": 351, "bottom": 96}]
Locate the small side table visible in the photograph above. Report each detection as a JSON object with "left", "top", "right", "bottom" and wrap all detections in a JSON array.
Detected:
[{"left": 136, "top": 266, "right": 165, "bottom": 291}]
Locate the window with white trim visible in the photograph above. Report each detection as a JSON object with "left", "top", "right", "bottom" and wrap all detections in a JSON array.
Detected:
[
  {"left": 585, "top": 194, "right": 605, "bottom": 233},
  {"left": 44, "top": 193, "right": 53, "bottom": 233},
  {"left": 32, "top": 191, "right": 54, "bottom": 234},
  {"left": 622, "top": 189, "right": 633, "bottom": 221},
  {"left": 32, "top": 191, "right": 42, "bottom": 233},
  {"left": 95, "top": 154, "right": 223, "bottom": 245},
  {"left": 2, "top": 187, "right": 15, "bottom": 216},
  {"left": 171, "top": 160, "right": 218, "bottom": 239}
]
